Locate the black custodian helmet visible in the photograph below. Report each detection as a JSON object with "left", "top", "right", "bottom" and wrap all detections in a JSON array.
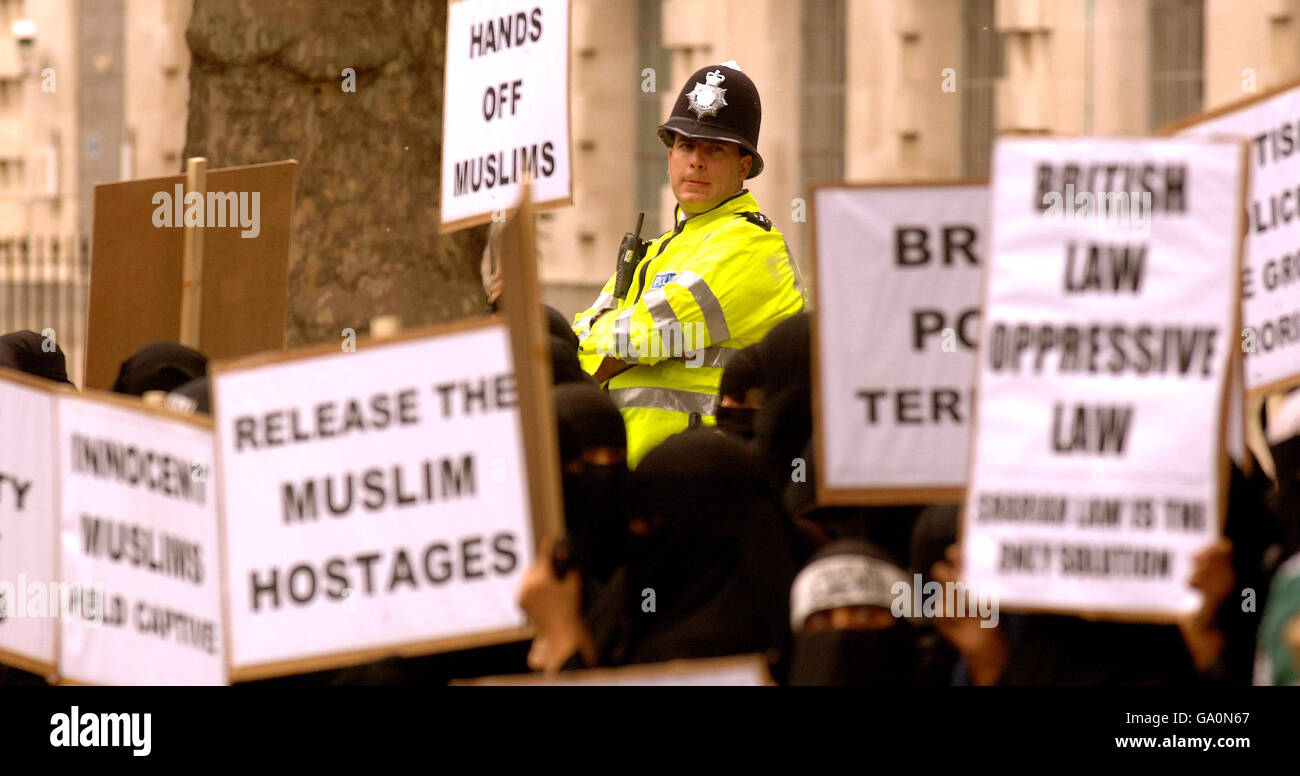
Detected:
[{"left": 657, "top": 62, "right": 764, "bottom": 179}]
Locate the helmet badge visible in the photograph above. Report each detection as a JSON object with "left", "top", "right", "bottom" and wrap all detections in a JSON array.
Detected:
[{"left": 686, "top": 70, "right": 728, "bottom": 119}]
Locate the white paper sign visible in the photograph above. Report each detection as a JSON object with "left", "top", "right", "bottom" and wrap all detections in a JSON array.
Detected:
[
  {"left": 56, "top": 396, "right": 225, "bottom": 685},
  {"left": 0, "top": 372, "right": 58, "bottom": 672},
  {"left": 813, "top": 184, "right": 985, "bottom": 499},
  {"left": 440, "top": 0, "right": 571, "bottom": 228},
  {"left": 1178, "top": 84, "right": 1300, "bottom": 393},
  {"left": 214, "top": 323, "right": 533, "bottom": 674},
  {"left": 964, "top": 137, "right": 1243, "bottom": 618}
]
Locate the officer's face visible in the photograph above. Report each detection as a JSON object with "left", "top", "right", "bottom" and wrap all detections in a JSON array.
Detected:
[{"left": 668, "top": 136, "right": 752, "bottom": 215}]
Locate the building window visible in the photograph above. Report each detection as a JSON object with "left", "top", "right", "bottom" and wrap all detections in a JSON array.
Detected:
[
  {"left": 961, "top": 0, "right": 1002, "bottom": 179},
  {"left": 799, "top": 0, "right": 846, "bottom": 191},
  {"left": 1149, "top": 0, "right": 1205, "bottom": 129}
]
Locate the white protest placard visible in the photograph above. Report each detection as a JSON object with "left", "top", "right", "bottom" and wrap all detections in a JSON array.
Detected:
[
  {"left": 440, "top": 0, "right": 571, "bottom": 231},
  {"left": 455, "top": 654, "right": 774, "bottom": 686},
  {"left": 812, "top": 183, "right": 985, "bottom": 504},
  {"left": 0, "top": 369, "right": 60, "bottom": 676},
  {"left": 1173, "top": 79, "right": 1300, "bottom": 396},
  {"left": 56, "top": 393, "right": 225, "bottom": 685},
  {"left": 963, "top": 136, "right": 1244, "bottom": 619},
  {"left": 212, "top": 319, "right": 535, "bottom": 680}
]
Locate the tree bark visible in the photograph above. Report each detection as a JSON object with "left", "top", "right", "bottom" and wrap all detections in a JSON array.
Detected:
[{"left": 184, "top": 0, "right": 487, "bottom": 347}]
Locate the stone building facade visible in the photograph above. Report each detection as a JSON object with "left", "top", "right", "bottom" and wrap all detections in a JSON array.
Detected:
[{"left": 542, "top": 0, "right": 1300, "bottom": 315}]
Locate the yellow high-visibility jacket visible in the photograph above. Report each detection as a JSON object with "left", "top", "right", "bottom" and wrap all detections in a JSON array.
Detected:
[{"left": 573, "top": 190, "right": 807, "bottom": 466}]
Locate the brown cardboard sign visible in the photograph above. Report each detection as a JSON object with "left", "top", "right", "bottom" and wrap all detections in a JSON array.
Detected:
[{"left": 84, "top": 160, "right": 297, "bottom": 390}]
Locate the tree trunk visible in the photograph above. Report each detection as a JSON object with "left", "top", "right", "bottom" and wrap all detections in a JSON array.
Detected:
[{"left": 184, "top": 0, "right": 487, "bottom": 347}]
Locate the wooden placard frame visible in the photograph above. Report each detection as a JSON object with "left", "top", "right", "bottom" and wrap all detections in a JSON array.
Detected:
[
  {"left": 210, "top": 300, "right": 559, "bottom": 682},
  {"left": 498, "top": 183, "right": 566, "bottom": 541},
  {"left": 1158, "top": 76, "right": 1300, "bottom": 136},
  {"left": 808, "top": 179, "right": 986, "bottom": 508},
  {"left": 452, "top": 653, "right": 774, "bottom": 686},
  {"left": 957, "top": 136, "right": 1246, "bottom": 625},
  {"left": 437, "top": 0, "right": 574, "bottom": 233},
  {"left": 50, "top": 386, "right": 216, "bottom": 686}
]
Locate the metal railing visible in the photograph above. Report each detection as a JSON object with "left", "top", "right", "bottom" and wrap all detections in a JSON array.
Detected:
[{"left": 0, "top": 235, "right": 91, "bottom": 388}]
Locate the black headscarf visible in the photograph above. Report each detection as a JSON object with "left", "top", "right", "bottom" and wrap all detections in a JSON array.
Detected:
[
  {"left": 997, "top": 615, "right": 1197, "bottom": 685},
  {"left": 716, "top": 344, "right": 762, "bottom": 441},
  {"left": 1217, "top": 458, "right": 1275, "bottom": 684},
  {"left": 545, "top": 305, "right": 580, "bottom": 352},
  {"left": 550, "top": 335, "right": 590, "bottom": 386},
  {"left": 787, "top": 539, "right": 918, "bottom": 685},
  {"left": 909, "top": 505, "right": 959, "bottom": 586},
  {"left": 0, "top": 330, "right": 73, "bottom": 385},
  {"left": 1269, "top": 435, "right": 1300, "bottom": 570},
  {"left": 167, "top": 375, "right": 211, "bottom": 415},
  {"left": 907, "top": 504, "right": 963, "bottom": 685},
  {"left": 751, "top": 314, "right": 812, "bottom": 489},
  {"left": 554, "top": 382, "right": 627, "bottom": 590},
  {"left": 784, "top": 440, "right": 924, "bottom": 564},
  {"left": 111, "top": 341, "right": 207, "bottom": 396},
  {"left": 544, "top": 306, "right": 589, "bottom": 385},
  {"left": 585, "top": 429, "right": 800, "bottom": 669},
  {"left": 782, "top": 439, "right": 817, "bottom": 518}
]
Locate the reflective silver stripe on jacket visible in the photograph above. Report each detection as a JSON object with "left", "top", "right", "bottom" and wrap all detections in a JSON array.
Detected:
[
  {"left": 608, "top": 386, "right": 719, "bottom": 416},
  {"left": 612, "top": 307, "right": 638, "bottom": 362},
  {"left": 672, "top": 270, "right": 730, "bottom": 342},
  {"left": 641, "top": 287, "right": 692, "bottom": 357},
  {"left": 575, "top": 292, "right": 618, "bottom": 342},
  {"left": 782, "top": 239, "right": 810, "bottom": 311},
  {"left": 577, "top": 302, "right": 622, "bottom": 342},
  {"left": 641, "top": 287, "right": 678, "bottom": 330},
  {"left": 692, "top": 346, "right": 738, "bottom": 369}
]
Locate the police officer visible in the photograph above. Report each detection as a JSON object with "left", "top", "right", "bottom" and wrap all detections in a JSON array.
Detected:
[{"left": 573, "top": 62, "right": 807, "bottom": 466}]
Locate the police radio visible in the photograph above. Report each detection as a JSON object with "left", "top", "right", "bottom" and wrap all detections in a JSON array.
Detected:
[{"left": 613, "top": 212, "right": 649, "bottom": 300}]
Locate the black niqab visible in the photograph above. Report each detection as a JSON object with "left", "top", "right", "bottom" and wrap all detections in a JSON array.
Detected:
[
  {"left": 751, "top": 314, "right": 812, "bottom": 489},
  {"left": 554, "top": 382, "right": 628, "bottom": 588},
  {"left": 716, "top": 344, "right": 762, "bottom": 440},
  {"left": 168, "top": 375, "right": 211, "bottom": 415},
  {"left": 550, "top": 335, "right": 590, "bottom": 385},
  {"left": 0, "top": 330, "right": 73, "bottom": 385},
  {"left": 998, "top": 615, "right": 1197, "bottom": 685},
  {"left": 719, "top": 344, "right": 762, "bottom": 401},
  {"left": 907, "top": 504, "right": 962, "bottom": 685},
  {"left": 111, "top": 341, "right": 207, "bottom": 396},
  {"left": 585, "top": 429, "right": 800, "bottom": 668},
  {"left": 545, "top": 305, "right": 580, "bottom": 352},
  {"left": 787, "top": 539, "right": 918, "bottom": 685}
]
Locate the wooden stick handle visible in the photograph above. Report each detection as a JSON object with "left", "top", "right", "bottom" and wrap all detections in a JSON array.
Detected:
[
  {"left": 179, "top": 156, "right": 208, "bottom": 348},
  {"left": 499, "top": 181, "right": 566, "bottom": 543}
]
